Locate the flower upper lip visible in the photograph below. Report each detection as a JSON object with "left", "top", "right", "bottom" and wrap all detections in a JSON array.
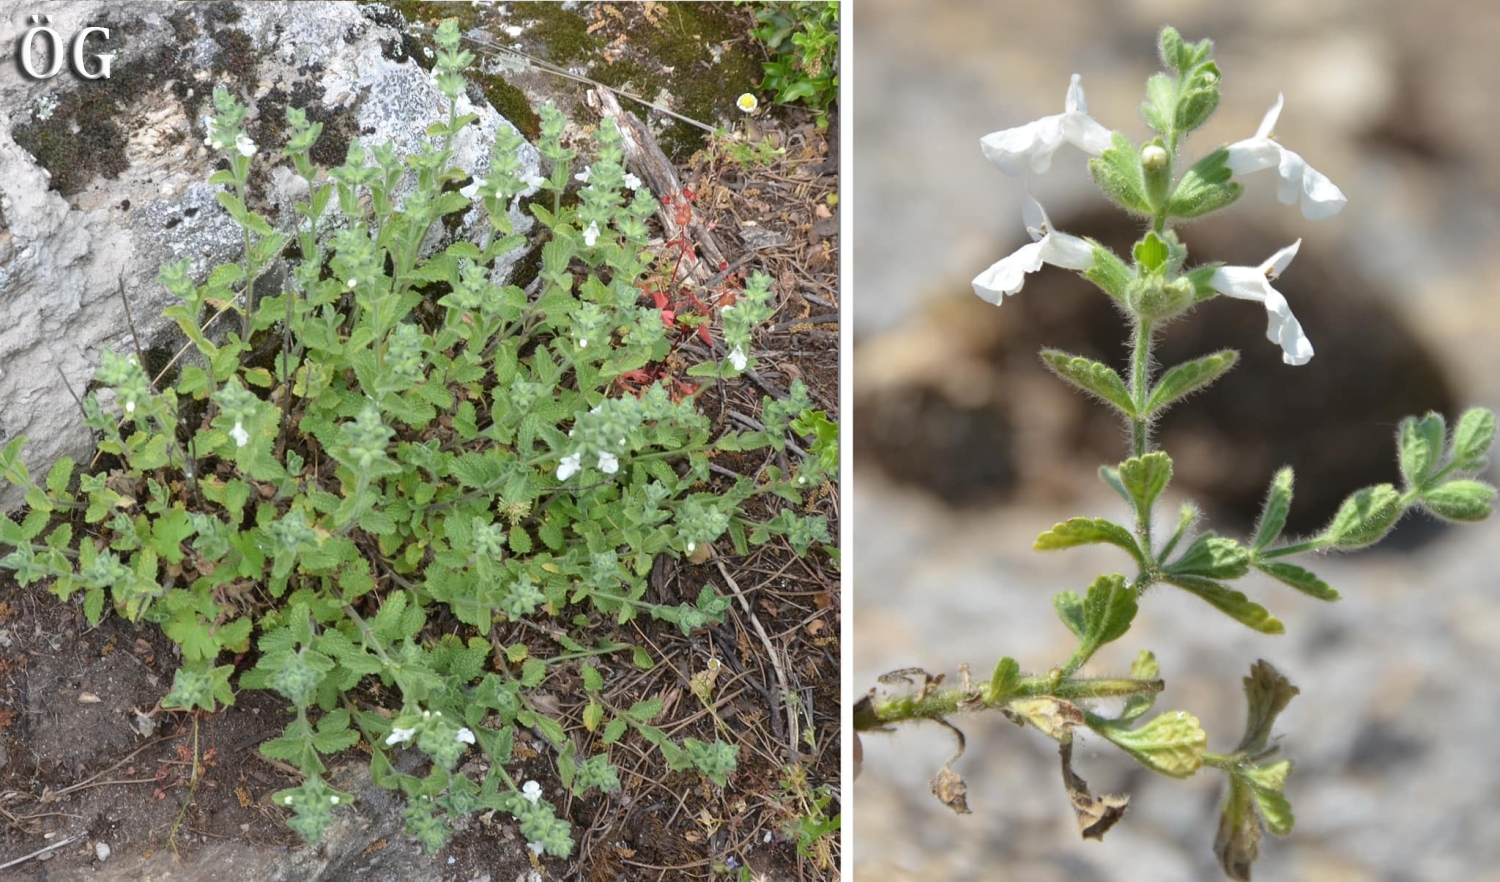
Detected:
[
  {"left": 980, "top": 74, "right": 1114, "bottom": 176},
  {"left": 1224, "top": 94, "right": 1346, "bottom": 221}
]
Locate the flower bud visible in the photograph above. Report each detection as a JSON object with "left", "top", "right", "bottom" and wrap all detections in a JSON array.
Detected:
[{"left": 1141, "top": 138, "right": 1173, "bottom": 212}]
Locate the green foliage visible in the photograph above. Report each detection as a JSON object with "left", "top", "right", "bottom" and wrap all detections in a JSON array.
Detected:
[
  {"left": 0, "top": 34, "right": 829, "bottom": 854},
  {"left": 741, "top": 1, "right": 840, "bottom": 126}
]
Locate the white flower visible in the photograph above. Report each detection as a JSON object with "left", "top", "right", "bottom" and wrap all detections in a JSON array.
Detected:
[
  {"left": 523, "top": 172, "right": 546, "bottom": 190},
  {"left": 347, "top": 278, "right": 358, "bottom": 288},
  {"left": 686, "top": 541, "right": 696, "bottom": 553},
  {"left": 455, "top": 727, "right": 476, "bottom": 744},
  {"left": 528, "top": 841, "right": 545, "bottom": 856},
  {"left": 235, "top": 133, "right": 257, "bottom": 157},
  {"left": 285, "top": 795, "right": 294, "bottom": 805},
  {"left": 728, "top": 345, "right": 748, "bottom": 371},
  {"left": 460, "top": 180, "right": 480, "bottom": 200},
  {"left": 575, "top": 166, "right": 592, "bottom": 183},
  {"left": 386, "top": 726, "right": 416, "bottom": 746},
  {"left": 972, "top": 194, "right": 1095, "bottom": 304},
  {"left": 623, "top": 173, "right": 642, "bottom": 191},
  {"left": 583, "top": 221, "right": 600, "bottom": 247},
  {"left": 230, "top": 421, "right": 249, "bottom": 448},
  {"left": 597, "top": 451, "right": 619, "bottom": 474},
  {"left": 1208, "top": 239, "right": 1314, "bottom": 365},
  {"left": 736, "top": 93, "right": 758, "bottom": 113},
  {"left": 980, "top": 73, "right": 1113, "bottom": 176},
  {"left": 1224, "top": 94, "right": 1346, "bottom": 221},
  {"left": 124, "top": 400, "right": 136, "bottom": 415},
  {"left": 577, "top": 338, "right": 588, "bottom": 349},
  {"left": 557, "top": 452, "right": 582, "bottom": 481},
  {"left": 330, "top": 795, "right": 340, "bottom": 805},
  {"left": 522, "top": 780, "right": 543, "bottom": 804}
]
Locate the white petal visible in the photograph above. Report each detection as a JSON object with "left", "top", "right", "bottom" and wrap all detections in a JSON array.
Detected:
[
  {"left": 575, "top": 167, "right": 592, "bottom": 183},
  {"left": 1224, "top": 138, "right": 1283, "bottom": 175},
  {"left": 460, "top": 181, "right": 480, "bottom": 200},
  {"left": 1293, "top": 159, "right": 1347, "bottom": 220},
  {"left": 728, "top": 345, "right": 748, "bottom": 371},
  {"left": 972, "top": 240, "right": 1045, "bottom": 303},
  {"left": 1039, "top": 230, "right": 1096, "bottom": 272},
  {"left": 455, "top": 727, "right": 476, "bottom": 744},
  {"left": 1064, "top": 73, "right": 1089, "bottom": 115},
  {"left": 597, "top": 451, "right": 619, "bottom": 474},
  {"left": 583, "top": 221, "right": 600, "bottom": 247},
  {"left": 556, "top": 453, "right": 582, "bottom": 481},
  {"left": 235, "top": 133, "right": 257, "bottom": 157},
  {"left": 980, "top": 118, "right": 1064, "bottom": 176},
  {"left": 623, "top": 173, "right": 642, "bottom": 191},
  {"left": 1208, "top": 264, "right": 1273, "bottom": 303},
  {"left": 1259, "top": 239, "right": 1301, "bottom": 281},
  {"left": 1255, "top": 93, "right": 1284, "bottom": 140},
  {"left": 522, "top": 780, "right": 543, "bottom": 804},
  {"left": 385, "top": 727, "right": 415, "bottom": 746},
  {"left": 230, "top": 421, "right": 250, "bottom": 448}
]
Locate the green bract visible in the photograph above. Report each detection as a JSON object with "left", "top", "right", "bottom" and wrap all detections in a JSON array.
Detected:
[{"left": 0, "top": 37, "right": 836, "bottom": 857}]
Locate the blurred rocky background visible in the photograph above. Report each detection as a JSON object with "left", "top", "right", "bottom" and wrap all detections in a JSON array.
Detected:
[{"left": 852, "top": 0, "right": 1500, "bottom": 879}]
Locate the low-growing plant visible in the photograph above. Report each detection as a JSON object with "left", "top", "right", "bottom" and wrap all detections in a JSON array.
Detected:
[
  {"left": 853, "top": 27, "right": 1496, "bottom": 880},
  {"left": 0, "top": 19, "right": 834, "bottom": 856},
  {"left": 739, "top": 1, "right": 840, "bottom": 128}
]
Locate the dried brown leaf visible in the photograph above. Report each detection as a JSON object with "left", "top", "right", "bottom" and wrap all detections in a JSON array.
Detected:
[{"left": 1060, "top": 741, "right": 1130, "bottom": 840}]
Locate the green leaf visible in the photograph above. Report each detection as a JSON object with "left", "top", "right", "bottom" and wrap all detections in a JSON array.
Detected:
[
  {"left": 1118, "top": 452, "right": 1172, "bottom": 519},
  {"left": 1163, "top": 575, "right": 1283, "bottom": 634},
  {"left": 520, "top": 658, "right": 548, "bottom": 688},
  {"left": 1166, "top": 147, "right": 1242, "bottom": 219},
  {"left": 1251, "top": 468, "right": 1294, "bottom": 551},
  {"left": 1080, "top": 574, "right": 1136, "bottom": 649},
  {"left": 1420, "top": 479, "right": 1496, "bottom": 522},
  {"left": 988, "top": 657, "right": 1020, "bottom": 702},
  {"left": 1253, "top": 560, "right": 1338, "bottom": 600},
  {"left": 581, "top": 664, "right": 604, "bottom": 693},
  {"left": 1145, "top": 350, "right": 1238, "bottom": 416},
  {"left": 628, "top": 697, "right": 663, "bottom": 722},
  {"left": 45, "top": 457, "right": 74, "bottom": 496},
  {"left": 508, "top": 524, "right": 533, "bottom": 554},
  {"left": 1120, "top": 650, "right": 1160, "bottom": 722},
  {"left": 602, "top": 718, "right": 628, "bottom": 745},
  {"left": 1140, "top": 72, "right": 1176, "bottom": 135},
  {"left": 1159, "top": 27, "right": 1187, "bottom": 71},
  {"left": 1088, "top": 133, "right": 1151, "bottom": 214},
  {"left": 1054, "top": 592, "right": 1087, "bottom": 639},
  {"left": 1164, "top": 534, "right": 1250, "bottom": 581},
  {"left": 1034, "top": 518, "right": 1144, "bottom": 568},
  {"left": 1398, "top": 413, "right": 1445, "bottom": 489},
  {"left": 1320, "top": 484, "right": 1405, "bottom": 548},
  {"left": 1243, "top": 760, "right": 1294, "bottom": 835},
  {"left": 1451, "top": 407, "right": 1496, "bottom": 469},
  {"left": 1040, "top": 350, "right": 1136, "bottom": 417},
  {"left": 1091, "top": 709, "right": 1207, "bottom": 777},
  {"left": 1083, "top": 242, "right": 1131, "bottom": 305}
]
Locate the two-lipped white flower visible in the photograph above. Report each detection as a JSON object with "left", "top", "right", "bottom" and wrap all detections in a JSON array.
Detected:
[
  {"left": 230, "top": 420, "right": 249, "bottom": 448},
  {"left": 727, "top": 345, "right": 747, "bottom": 371},
  {"left": 386, "top": 726, "right": 416, "bottom": 746},
  {"left": 981, "top": 74, "right": 1113, "bottom": 176},
  {"left": 521, "top": 780, "right": 543, "bottom": 804},
  {"left": 597, "top": 451, "right": 619, "bottom": 474},
  {"left": 1208, "top": 239, "right": 1313, "bottom": 365},
  {"left": 235, "top": 133, "right": 257, "bottom": 158},
  {"left": 623, "top": 173, "right": 642, "bottom": 191},
  {"left": 583, "top": 221, "right": 601, "bottom": 247},
  {"left": 557, "top": 452, "right": 582, "bottom": 481},
  {"left": 1225, "top": 94, "right": 1346, "bottom": 221},
  {"left": 455, "top": 727, "right": 476, "bottom": 745},
  {"left": 972, "top": 194, "right": 1094, "bottom": 304}
]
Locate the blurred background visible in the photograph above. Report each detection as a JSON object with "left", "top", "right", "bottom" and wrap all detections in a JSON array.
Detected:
[{"left": 851, "top": 0, "right": 1500, "bottom": 880}]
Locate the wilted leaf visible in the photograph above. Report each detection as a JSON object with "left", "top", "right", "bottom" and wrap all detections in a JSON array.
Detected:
[
  {"left": 1235, "top": 659, "right": 1299, "bottom": 754},
  {"left": 1011, "top": 697, "right": 1084, "bottom": 741},
  {"left": 1059, "top": 741, "right": 1129, "bottom": 840},
  {"left": 931, "top": 762, "right": 971, "bottom": 815}
]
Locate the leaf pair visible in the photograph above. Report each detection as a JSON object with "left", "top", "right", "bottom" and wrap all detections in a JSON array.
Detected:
[{"left": 1042, "top": 348, "right": 1237, "bottom": 422}]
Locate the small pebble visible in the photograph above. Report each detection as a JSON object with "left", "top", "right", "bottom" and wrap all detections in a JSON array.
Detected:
[{"left": 95, "top": 841, "right": 111, "bottom": 861}]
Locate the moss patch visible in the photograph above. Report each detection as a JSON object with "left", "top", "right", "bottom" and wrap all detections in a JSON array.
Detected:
[{"left": 508, "top": 4, "right": 598, "bottom": 66}]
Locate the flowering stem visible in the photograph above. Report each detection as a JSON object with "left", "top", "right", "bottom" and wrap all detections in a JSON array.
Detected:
[
  {"left": 1128, "top": 317, "right": 1155, "bottom": 459},
  {"left": 854, "top": 674, "right": 1164, "bottom": 731}
]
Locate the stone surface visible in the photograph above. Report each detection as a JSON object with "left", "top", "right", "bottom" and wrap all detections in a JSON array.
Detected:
[{"left": 0, "top": 2, "right": 539, "bottom": 508}]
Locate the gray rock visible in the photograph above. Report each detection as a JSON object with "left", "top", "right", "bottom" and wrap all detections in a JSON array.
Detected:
[{"left": 0, "top": 2, "right": 539, "bottom": 508}]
